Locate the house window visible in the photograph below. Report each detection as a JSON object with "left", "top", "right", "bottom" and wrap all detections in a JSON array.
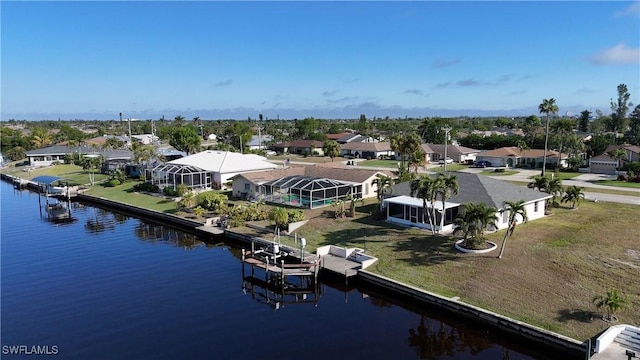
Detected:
[
  {"left": 502, "top": 210, "right": 509, "bottom": 224},
  {"left": 244, "top": 183, "right": 250, "bottom": 190},
  {"left": 365, "top": 183, "right": 369, "bottom": 195},
  {"left": 534, "top": 202, "right": 539, "bottom": 212}
]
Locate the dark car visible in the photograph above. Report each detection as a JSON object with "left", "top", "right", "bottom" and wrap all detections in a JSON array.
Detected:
[{"left": 474, "top": 160, "right": 491, "bottom": 168}]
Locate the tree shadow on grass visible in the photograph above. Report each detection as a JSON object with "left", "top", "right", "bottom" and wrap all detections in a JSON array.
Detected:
[
  {"left": 390, "top": 234, "right": 460, "bottom": 266},
  {"left": 556, "top": 309, "right": 595, "bottom": 323}
]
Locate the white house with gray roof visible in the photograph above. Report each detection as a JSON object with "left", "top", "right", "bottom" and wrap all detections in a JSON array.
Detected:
[{"left": 382, "top": 173, "right": 551, "bottom": 232}]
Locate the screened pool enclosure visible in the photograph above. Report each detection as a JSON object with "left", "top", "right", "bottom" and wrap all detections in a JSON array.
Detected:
[
  {"left": 149, "top": 163, "right": 211, "bottom": 190},
  {"left": 261, "top": 175, "right": 361, "bottom": 209}
]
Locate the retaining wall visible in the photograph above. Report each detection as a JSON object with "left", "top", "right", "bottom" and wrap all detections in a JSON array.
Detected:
[{"left": 358, "top": 270, "right": 586, "bottom": 358}]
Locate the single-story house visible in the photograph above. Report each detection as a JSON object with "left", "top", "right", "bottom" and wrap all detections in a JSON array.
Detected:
[
  {"left": 337, "top": 133, "right": 366, "bottom": 144},
  {"left": 25, "top": 145, "right": 133, "bottom": 168},
  {"left": 229, "top": 165, "right": 393, "bottom": 207},
  {"left": 25, "top": 145, "right": 74, "bottom": 167},
  {"left": 426, "top": 144, "right": 480, "bottom": 163},
  {"left": 272, "top": 140, "right": 325, "bottom": 156},
  {"left": 382, "top": 173, "right": 551, "bottom": 233},
  {"left": 340, "top": 141, "right": 394, "bottom": 159},
  {"left": 149, "top": 150, "right": 278, "bottom": 190},
  {"left": 475, "top": 147, "right": 569, "bottom": 168}
]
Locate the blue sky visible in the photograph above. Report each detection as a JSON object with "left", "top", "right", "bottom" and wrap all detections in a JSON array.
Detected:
[{"left": 2, "top": 1, "right": 639, "bottom": 120}]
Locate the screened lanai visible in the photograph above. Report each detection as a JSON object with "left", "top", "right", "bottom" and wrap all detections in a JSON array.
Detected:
[
  {"left": 261, "top": 175, "right": 361, "bottom": 209},
  {"left": 149, "top": 163, "right": 211, "bottom": 190}
]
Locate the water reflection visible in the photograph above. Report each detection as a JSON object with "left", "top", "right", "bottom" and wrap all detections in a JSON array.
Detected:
[{"left": 133, "top": 222, "right": 203, "bottom": 249}]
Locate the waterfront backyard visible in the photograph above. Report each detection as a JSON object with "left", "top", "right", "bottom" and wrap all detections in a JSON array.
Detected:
[{"left": 3, "top": 164, "right": 638, "bottom": 341}]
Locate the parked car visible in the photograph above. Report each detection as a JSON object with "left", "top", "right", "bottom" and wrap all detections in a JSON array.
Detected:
[
  {"left": 474, "top": 160, "right": 491, "bottom": 168},
  {"left": 438, "top": 158, "right": 454, "bottom": 164}
]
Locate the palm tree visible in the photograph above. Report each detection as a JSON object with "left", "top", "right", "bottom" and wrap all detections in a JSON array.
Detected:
[
  {"left": 269, "top": 207, "right": 289, "bottom": 231},
  {"left": 539, "top": 98, "right": 559, "bottom": 176},
  {"left": 322, "top": 140, "right": 341, "bottom": 162},
  {"left": 497, "top": 200, "right": 528, "bottom": 259},
  {"left": 593, "top": 289, "right": 627, "bottom": 322},
  {"left": 562, "top": 185, "right": 585, "bottom": 209},
  {"left": 409, "top": 148, "right": 426, "bottom": 174},
  {"left": 436, "top": 174, "right": 458, "bottom": 233},
  {"left": 81, "top": 155, "right": 102, "bottom": 185},
  {"left": 551, "top": 118, "right": 575, "bottom": 168},
  {"left": 345, "top": 192, "right": 363, "bottom": 218},
  {"left": 527, "top": 175, "right": 549, "bottom": 192},
  {"left": 410, "top": 175, "right": 438, "bottom": 234},
  {"left": 31, "top": 132, "right": 53, "bottom": 148},
  {"left": 372, "top": 174, "right": 394, "bottom": 211},
  {"left": 610, "top": 148, "right": 627, "bottom": 171},
  {"left": 453, "top": 202, "right": 498, "bottom": 248},
  {"left": 547, "top": 177, "right": 564, "bottom": 204}
]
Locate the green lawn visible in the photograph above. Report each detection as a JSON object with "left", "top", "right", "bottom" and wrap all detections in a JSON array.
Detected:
[
  {"left": 480, "top": 169, "right": 519, "bottom": 176},
  {"left": 437, "top": 163, "right": 468, "bottom": 172},
  {"left": 83, "top": 180, "right": 179, "bottom": 213},
  {"left": 1, "top": 164, "right": 109, "bottom": 185},
  {"left": 527, "top": 172, "right": 582, "bottom": 180},
  {"left": 594, "top": 180, "right": 640, "bottom": 189},
  {"left": 358, "top": 159, "right": 400, "bottom": 168},
  {"left": 506, "top": 180, "right": 639, "bottom": 196}
]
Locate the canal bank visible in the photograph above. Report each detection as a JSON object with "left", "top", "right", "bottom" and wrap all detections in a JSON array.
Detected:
[
  {"left": 72, "top": 192, "right": 586, "bottom": 358},
  {"left": 1, "top": 174, "right": 587, "bottom": 358}
]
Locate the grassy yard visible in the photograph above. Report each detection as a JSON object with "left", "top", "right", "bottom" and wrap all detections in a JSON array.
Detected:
[
  {"left": 83, "top": 180, "right": 179, "bottom": 213},
  {"left": 527, "top": 171, "right": 582, "bottom": 180},
  {"left": 1, "top": 164, "right": 109, "bottom": 185},
  {"left": 250, "top": 200, "right": 639, "bottom": 340},
  {"left": 506, "top": 180, "right": 640, "bottom": 196},
  {"left": 358, "top": 159, "right": 400, "bottom": 168},
  {"left": 594, "top": 180, "right": 640, "bottom": 189}
]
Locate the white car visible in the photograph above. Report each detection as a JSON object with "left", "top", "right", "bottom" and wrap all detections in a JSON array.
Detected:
[{"left": 438, "top": 158, "right": 454, "bottom": 164}]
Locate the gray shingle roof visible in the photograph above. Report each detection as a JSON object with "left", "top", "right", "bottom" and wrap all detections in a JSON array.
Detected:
[{"left": 392, "top": 172, "right": 551, "bottom": 208}]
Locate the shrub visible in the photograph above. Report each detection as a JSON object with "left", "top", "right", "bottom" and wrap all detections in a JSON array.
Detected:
[
  {"left": 196, "top": 191, "right": 228, "bottom": 212},
  {"left": 287, "top": 209, "right": 305, "bottom": 223},
  {"left": 163, "top": 187, "right": 178, "bottom": 197},
  {"left": 494, "top": 168, "right": 505, "bottom": 173},
  {"left": 176, "top": 183, "right": 189, "bottom": 197},
  {"left": 107, "top": 179, "right": 121, "bottom": 187},
  {"left": 133, "top": 182, "right": 159, "bottom": 193},
  {"left": 618, "top": 174, "right": 628, "bottom": 181}
]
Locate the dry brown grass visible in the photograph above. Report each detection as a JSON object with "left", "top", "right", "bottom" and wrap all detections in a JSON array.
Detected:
[{"left": 239, "top": 199, "right": 640, "bottom": 340}]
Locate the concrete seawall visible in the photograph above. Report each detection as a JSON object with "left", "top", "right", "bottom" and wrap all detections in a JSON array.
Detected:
[{"left": 358, "top": 270, "right": 587, "bottom": 358}]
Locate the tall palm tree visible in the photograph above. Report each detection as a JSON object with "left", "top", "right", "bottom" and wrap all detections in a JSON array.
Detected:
[
  {"left": 372, "top": 174, "right": 394, "bottom": 211},
  {"left": 562, "top": 185, "right": 585, "bottom": 209},
  {"left": 497, "top": 200, "right": 528, "bottom": 259},
  {"left": 409, "top": 148, "right": 426, "bottom": 173},
  {"left": 81, "top": 156, "right": 102, "bottom": 185},
  {"left": 436, "top": 174, "right": 458, "bottom": 233},
  {"left": 551, "top": 118, "right": 575, "bottom": 168},
  {"left": 410, "top": 175, "right": 437, "bottom": 234},
  {"left": 538, "top": 98, "right": 559, "bottom": 176}
]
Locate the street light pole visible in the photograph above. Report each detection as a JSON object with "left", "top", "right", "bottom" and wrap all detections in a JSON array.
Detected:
[{"left": 441, "top": 126, "right": 451, "bottom": 172}]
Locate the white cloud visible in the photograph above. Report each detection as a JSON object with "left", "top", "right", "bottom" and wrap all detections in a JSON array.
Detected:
[
  {"left": 614, "top": 2, "right": 640, "bottom": 17},
  {"left": 590, "top": 44, "right": 640, "bottom": 65}
]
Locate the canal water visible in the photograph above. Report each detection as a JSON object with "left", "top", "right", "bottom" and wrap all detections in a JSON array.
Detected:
[{"left": 1, "top": 181, "right": 565, "bottom": 359}]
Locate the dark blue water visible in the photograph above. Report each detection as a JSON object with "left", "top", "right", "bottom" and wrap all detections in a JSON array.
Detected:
[{"left": 1, "top": 180, "right": 565, "bottom": 359}]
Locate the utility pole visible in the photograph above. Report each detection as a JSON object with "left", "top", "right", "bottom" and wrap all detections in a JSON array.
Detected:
[
  {"left": 128, "top": 118, "right": 132, "bottom": 148},
  {"left": 441, "top": 126, "right": 451, "bottom": 172}
]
